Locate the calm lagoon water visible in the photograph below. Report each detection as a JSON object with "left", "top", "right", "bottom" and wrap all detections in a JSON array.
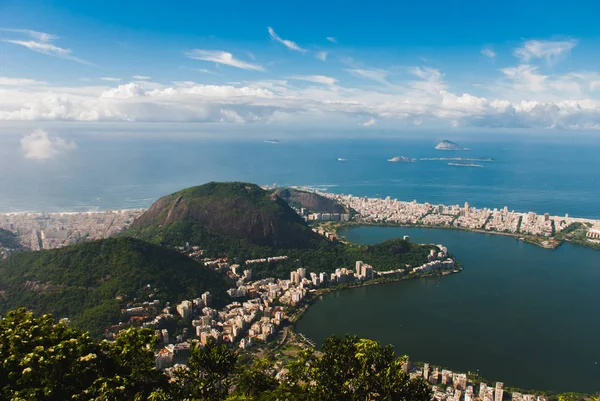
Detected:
[{"left": 295, "top": 226, "right": 600, "bottom": 393}]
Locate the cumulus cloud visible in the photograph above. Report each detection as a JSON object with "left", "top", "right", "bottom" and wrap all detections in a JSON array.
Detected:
[
  {"left": 315, "top": 51, "right": 327, "bottom": 61},
  {"left": 101, "top": 82, "right": 145, "bottom": 98},
  {"left": 514, "top": 39, "right": 577, "bottom": 63},
  {"left": 481, "top": 48, "right": 496, "bottom": 58},
  {"left": 288, "top": 75, "right": 337, "bottom": 85},
  {"left": 186, "top": 49, "right": 265, "bottom": 71},
  {"left": 362, "top": 118, "right": 376, "bottom": 126},
  {"left": 268, "top": 27, "right": 306, "bottom": 52},
  {"left": 20, "top": 129, "right": 77, "bottom": 160},
  {"left": 3, "top": 63, "right": 600, "bottom": 130}
]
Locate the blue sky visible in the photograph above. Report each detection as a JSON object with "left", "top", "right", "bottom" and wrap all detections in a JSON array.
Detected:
[{"left": 2, "top": 0, "right": 600, "bottom": 159}]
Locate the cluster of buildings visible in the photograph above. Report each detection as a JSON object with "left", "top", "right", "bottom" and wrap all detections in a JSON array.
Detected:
[
  {"left": 312, "top": 227, "right": 338, "bottom": 241},
  {"left": 586, "top": 228, "right": 600, "bottom": 240},
  {"left": 123, "top": 284, "right": 287, "bottom": 371},
  {"left": 293, "top": 207, "right": 351, "bottom": 222},
  {"left": 0, "top": 209, "right": 144, "bottom": 250},
  {"left": 141, "top": 238, "right": 457, "bottom": 370},
  {"left": 315, "top": 191, "right": 600, "bottom": 239},
  {"left": 404, "top": 362, "right": 548, "bottom": 401}
]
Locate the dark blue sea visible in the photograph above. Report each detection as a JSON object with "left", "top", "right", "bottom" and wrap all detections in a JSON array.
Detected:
[{"left": 1, "top": 131, "right": 599, "bottom": 217}]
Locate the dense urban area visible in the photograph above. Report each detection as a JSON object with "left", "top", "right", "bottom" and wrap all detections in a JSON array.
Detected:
[
  {"left": 1, "top": 189, "right": 598, "bottom": 400},
  {"left": 311, "top": 189, "right": 600, "bottom": 249}
]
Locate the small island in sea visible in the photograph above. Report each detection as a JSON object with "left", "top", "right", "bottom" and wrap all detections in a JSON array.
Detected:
[
  {"left": 264, "top": 139, "right": 280, "bottom": 144},
  {"left": 387, "top": 156, "right": 416, "bottom": 163},
  {"left": 448, "top": 162, "right": 483, "bottom": 168},
  {"left": 420, "top": 157, "right": 494, "bottom": 162},
  {"left": 435, "top": 140, "right": 469, "bottom": 151},
  {"left": 337, "top": 157, "right": 347, "bottom": 161}
]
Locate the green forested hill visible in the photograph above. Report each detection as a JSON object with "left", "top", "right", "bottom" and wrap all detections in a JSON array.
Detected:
[
  {"left": 128, "top": 182, "right": 325, "bottom": 250},
  {"left": 0, "top": 237, "right": 230, "bottom": 336},
  {"left": 126, "top": 182, "right": 442, "bottom": 280}
]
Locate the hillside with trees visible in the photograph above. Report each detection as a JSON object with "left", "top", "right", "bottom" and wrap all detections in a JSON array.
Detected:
[
  {"left": 0, "top": 237, "right": 230, "bottom": 337},
  {"left": 126, "top": 182, "right": 441, "bottom": 280},
  {"left": 129, "top": 182, "right": 324, "bottom": 250}
]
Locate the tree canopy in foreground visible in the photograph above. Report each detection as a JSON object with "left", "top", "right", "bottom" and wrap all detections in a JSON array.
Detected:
[{"left": 0, "top": 309, "right": 431, "bottom": 401}]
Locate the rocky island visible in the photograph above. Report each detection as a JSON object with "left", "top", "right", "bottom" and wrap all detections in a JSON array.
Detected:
[
  {"left": 435, "top": 140, "right": 469, "bottom": 151},
  {"left": 387, "top": 156, "right": 416, "bottom": 162}
]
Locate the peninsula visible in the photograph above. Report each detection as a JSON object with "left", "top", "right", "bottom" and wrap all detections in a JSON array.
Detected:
[{"left": 303, "top": 189, "right": 600, "bottom": 250}]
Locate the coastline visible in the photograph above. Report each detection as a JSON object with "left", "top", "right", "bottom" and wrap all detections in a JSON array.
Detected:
[
  {"left": 288, "top": 267, "right": 462, "bottom": 329},
  {"left": 325, "top": 221, "right": 600, "bottom": 251},
  {"left": 284, "top": 266, "right": 591, "bottom": 400}
]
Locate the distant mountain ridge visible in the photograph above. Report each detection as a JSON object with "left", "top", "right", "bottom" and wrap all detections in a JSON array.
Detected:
[{"left": 128, "top": 182, "right": 325, "bottom": 251}]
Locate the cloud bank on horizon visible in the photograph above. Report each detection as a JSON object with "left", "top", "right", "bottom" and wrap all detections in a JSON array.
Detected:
[{"left": 2, "top": 18, "right": 600, "bottom": 130}]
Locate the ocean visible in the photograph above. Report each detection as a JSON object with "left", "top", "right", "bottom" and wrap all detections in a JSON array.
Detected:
[{"left": 1, "top": 132, "right": 599, "bottom": 217}]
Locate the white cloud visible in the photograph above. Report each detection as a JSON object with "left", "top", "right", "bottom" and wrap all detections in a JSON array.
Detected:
[
  {"left": 100, "top": 77, "right": 121, "bottom": 82},
  {"left": 362, "top": 118, "right": 376, "bottom": 126},
  {"left": 2, "top": 64, "right": 600, "bottom": 130},
  {"left": 409, "top": 66, "right": 442, "bottom": 81},
  {"left": 132, "top": 75, "right": 151, "bottom": 80},
  {"left": 268, "top": 27, "right": 306, "bottom": 53},
  {"left": 186, "top": 49, "right": 265, "bottom": 71},
  {"left": 0, "top": 28, "right": 58, "bottom": 42},
  {"left": 408, "top": 67, "right": 446, "bottom": 92},
  {"left": 0, "top": 77, "right": 46, "bottom": 86},
  {"left": 3, "top": 39, "right": 91, "bottom": 64},
  {"left": 481, "top": 48, "right": 496, "bottom": 58},
  {"left": 501, "top": 64, "right": 547, "bottom": 92},
  {"left": 315, "top": 51, "right": 327, "bottom": 61},
  {"left": 20, "top": 129, "right": 77, "bottom": 160},
  {"left": 346, "top": 68, "right": 389, "bottom": 84},
  {"left": 326, "top": 37, "right": 337, "bottom": 43},
  {"left": 514, "top": 39, "right": 577, "bottom": 63},
  {"left": 220, "top": 109, "right": 245, "bottom": 123},
  {"left": 101, "top": 83, "right": 146, "bottom": 98},
  {"left": 289, "top": 75, "right": 337, "bottom": 85}
]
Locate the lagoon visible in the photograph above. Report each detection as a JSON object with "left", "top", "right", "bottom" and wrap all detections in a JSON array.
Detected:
[{"left": 295, "top": 226, "right": 600, "bottom": 393}]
